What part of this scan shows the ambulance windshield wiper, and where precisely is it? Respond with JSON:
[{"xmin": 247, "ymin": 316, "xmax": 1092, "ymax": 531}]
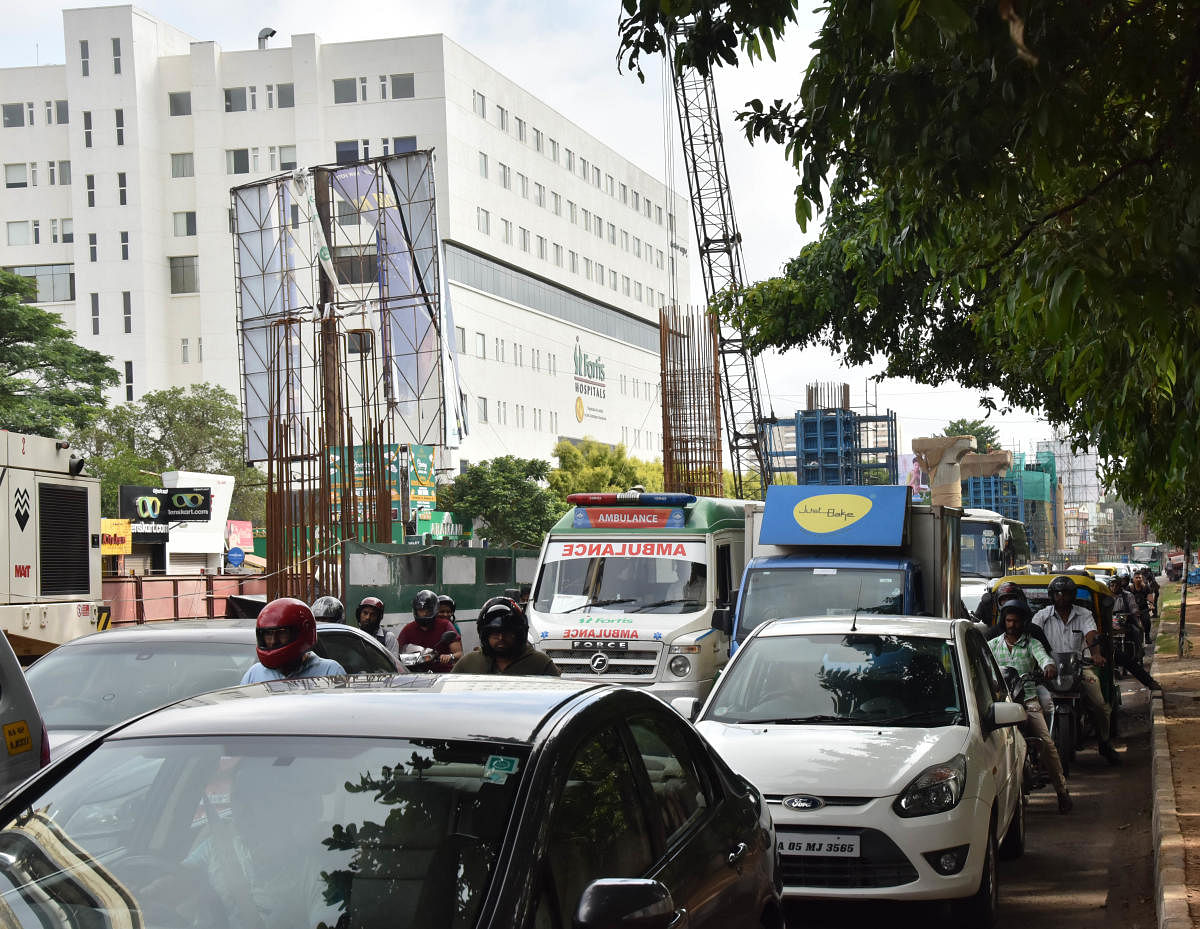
[
  {"xmin": 563, "ymin": 598, "xmax": 635, "ymax": 613},
  {"xmin": 630, "ymin": 598, "xmax": 701, "ymax": 613}
]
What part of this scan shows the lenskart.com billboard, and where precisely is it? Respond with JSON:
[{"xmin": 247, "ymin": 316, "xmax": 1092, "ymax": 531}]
[{"xmin": 119, "ymin": 486, "xmax": 213, "ymax": 524}]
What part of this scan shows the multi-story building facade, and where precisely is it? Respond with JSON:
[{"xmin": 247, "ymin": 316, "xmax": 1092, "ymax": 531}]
[{"xmin": 0, "ymin": 6, "xmax": 688, "ymax": 466}]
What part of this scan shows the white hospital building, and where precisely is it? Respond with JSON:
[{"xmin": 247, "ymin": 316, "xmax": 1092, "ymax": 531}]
[{"xmin": 0, "ymin": 5, "xmax": 688, "ymax": 466}]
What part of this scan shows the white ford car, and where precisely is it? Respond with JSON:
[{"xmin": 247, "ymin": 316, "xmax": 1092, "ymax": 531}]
[{"xmin": 677, "ymin": 616, "xmax": 1025, "ymax": 928}]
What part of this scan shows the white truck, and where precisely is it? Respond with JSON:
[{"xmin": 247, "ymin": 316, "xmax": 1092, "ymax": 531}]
[
  {"xmin": 526, "ymin": 492, "xmax": 747, "ymax": 700},
  {"xmin": 1, "ymin": 431, "xmax": 104, "ymax": 660}
]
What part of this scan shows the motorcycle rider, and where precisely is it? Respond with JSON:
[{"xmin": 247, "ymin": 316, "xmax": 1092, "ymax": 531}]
[
  {"xmin": 395, "ymin": 589, "xmax": 462, "ymax": 670},
  {"xmin": 355, "ymin": 596, "xmax": 399, "ymax": 657},
  {"xmin": 310, "ymin": 596, "xmax": 346, "ymax": 624},
  {"xmin": 452, "ymin": 596, "xmax": 560, "ymax": 676},
  {"xmin": 1032, "ymin": 575, "xmax": 1121, "ymax": 764},
  {"xmin": 1130, "ymin": 571, "xmax": 1153, "ymax": 637},
  {"xmin": 240, "ymin": 598, "xmax": 346, "ymax": 683},
  {"xmin": 981, "ymin": 581, "xmax": 1052, "ymax": 651},
  {"xmin": 1139, "ymin": 567, "xmax": 1160, "ymax": 624},
  {"xmin": 1107, "ymin": 576, "xmax": 1161, "ymax": 690},
  {"xmin": 436, "ymin": 594, "xmax": 462, "ymax": 635},
  {"xmin": 988, "ymin": 596, "xmax": 1072, "ymax": 813}
]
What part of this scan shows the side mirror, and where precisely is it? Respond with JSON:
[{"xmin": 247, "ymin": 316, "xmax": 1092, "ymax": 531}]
[
  {"xmin": 710, "ymin": 606, "xmax": 732, "ymax": 635},
  {"xmin": 573, "ymin": 879, "xmax": 680, "ymax": 929},
  {"xmin": 987, "ymin": 700, "xmax": 1026, "ymax": 731},
  {"xmin": 670, "ymin": 696, "xmax": 700, "ymax": 722}
]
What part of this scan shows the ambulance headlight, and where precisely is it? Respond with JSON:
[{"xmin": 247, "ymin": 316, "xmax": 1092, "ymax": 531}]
[{"xmin": 668, "ymin": 655, "xmax": 692, "ymax": 677}]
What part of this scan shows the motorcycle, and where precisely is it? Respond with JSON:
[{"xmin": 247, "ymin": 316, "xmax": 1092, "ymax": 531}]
[
  {"xmin": 399, "ymin": 629, "xmax": 460, "ymax": 672},
  {"xmin": 1001, "ymin": 666, "xmax": 1049, "ymax": 793},
  {"xmin": 1044, "ymin": 645, "xmax": 1095, "ymax": 778},
  {"xmin": 1111, "ymin": 611, "xmax": 1144, "ymax": 680}
]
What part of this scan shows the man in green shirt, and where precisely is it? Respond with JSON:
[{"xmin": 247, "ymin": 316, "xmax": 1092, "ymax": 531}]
[
  {"xmin": 988, "ymin": 596, "xmax": 1072, "ymax": 813},
  {"xmin": 452, "ymin": 597, "xmax": 561, "ymax": 676}
]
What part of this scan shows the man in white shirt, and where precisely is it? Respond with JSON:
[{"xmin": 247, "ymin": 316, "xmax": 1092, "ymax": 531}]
[{"xmin": 1032, "ymin": 576, "xmax": 1120, "ymax": 764}]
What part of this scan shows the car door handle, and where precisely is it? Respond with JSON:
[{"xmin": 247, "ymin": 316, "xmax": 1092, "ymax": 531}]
[{"xmin": 727, "ymin": 842, "xmax": 748, "ymax": 867}]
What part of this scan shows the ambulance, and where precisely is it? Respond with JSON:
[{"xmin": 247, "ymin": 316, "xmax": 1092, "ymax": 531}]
[{"xmin": 526, "ymin": 492, "xmax": 747, "ymax": 700}]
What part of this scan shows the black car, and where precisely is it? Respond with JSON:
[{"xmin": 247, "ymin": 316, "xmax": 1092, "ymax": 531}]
[
  {"xmin": 0, "ymin": 675, "xmax": 783, "ymax": 929},
  {"xmin": 25, "ymin": 618, "xmax": 399, "ymax": 750}
]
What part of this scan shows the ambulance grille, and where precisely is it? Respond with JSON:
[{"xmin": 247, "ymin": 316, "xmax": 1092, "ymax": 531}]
[{"xmin": 541, "ymin": 644, "xmax": 662, "ymax": 677}]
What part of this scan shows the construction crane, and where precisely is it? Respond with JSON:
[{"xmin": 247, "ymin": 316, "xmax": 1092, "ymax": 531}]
[{"xmin": 668, "ymin": 26, "xmax": 771, "ymax": 500}]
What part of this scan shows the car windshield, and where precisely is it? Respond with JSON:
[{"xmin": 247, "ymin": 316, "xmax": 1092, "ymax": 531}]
[
  {"xmin": 961, "ymin": 521, "xmax": 1005, "ymax": 578},
  {"xmin": 532, "ymin": 545, "xmax": 707, "ymax": 615},
  {"xmin": 26, "ymin": 642, "xmax": 257, "ymax": 731},
  {"xmin": 0, "ymin": 734, "xmax": 527, "ymax": 929},
  {"xmin": 736, "ymin": 567, "xmax": 905, "ymax": 638},
  {"xmin": 706, "ymin": 632, "xmax": 964, "ymax": 727}
]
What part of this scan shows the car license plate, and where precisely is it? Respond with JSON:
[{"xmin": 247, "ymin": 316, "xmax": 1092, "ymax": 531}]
[{"xmin": 777, "ymin": 832, "xmax": 860, "ymax": 858}]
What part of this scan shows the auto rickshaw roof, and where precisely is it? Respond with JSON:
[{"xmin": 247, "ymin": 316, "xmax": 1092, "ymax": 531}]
[{"xmin": 992, "ymin": 572, "xmax": 1112, "ymax": 597}]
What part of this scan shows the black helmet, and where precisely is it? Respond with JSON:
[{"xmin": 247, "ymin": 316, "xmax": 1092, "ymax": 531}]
[
  {"xmin": 997, "ymin": 595, "xmax": 1032, "ymax": 623},
  {"xmin": 436, "ymin": 594, "xmax": 456, "ymax": 614},
  {"xmin": 993, "ymin": 581, "xmax": 1029, "ymax": 605},
  {"xmin": 412, "ymin": 589, "xmax": 439, "ymax": 626},
  {"xmin": 310, "ymin": 596, "xmax": 345, "ymax": 624},
  {"xmin": 476, "ymin": 596, "xmax": 528, "ymax": 658},
  {"xmin": 1047, "ymin": 575, "xmax": 1078, "ymax": 600}
]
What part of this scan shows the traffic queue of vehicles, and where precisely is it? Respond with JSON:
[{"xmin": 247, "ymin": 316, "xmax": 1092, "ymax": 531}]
[{"xmin": 0, "ymin": 479, "xmax": 1154, "ymax": 928}]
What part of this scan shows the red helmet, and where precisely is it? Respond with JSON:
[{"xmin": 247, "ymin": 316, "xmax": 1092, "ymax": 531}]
[
  {"xmin": 356, "ymin": 596, "xmax": 385, "ymax": 621},
  {"xmin": 256, "ymin": 598, "xmax": 317, "ymax": 669}
]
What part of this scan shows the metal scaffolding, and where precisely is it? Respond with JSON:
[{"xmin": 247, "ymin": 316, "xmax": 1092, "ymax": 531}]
[{"xmin": 660, "ymin": 306, "xmax": 724, "ymax": 497}]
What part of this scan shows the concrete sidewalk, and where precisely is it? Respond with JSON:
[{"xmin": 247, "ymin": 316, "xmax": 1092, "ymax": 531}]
[{"xmin": 1149, "ymin": 622, "xmax": 1195, "ymax": 929}]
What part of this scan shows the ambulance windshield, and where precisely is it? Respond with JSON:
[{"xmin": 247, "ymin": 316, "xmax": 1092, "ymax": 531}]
[{"xmin": 532, "ymin": 542, "xmax": 708, "ymax": 615}]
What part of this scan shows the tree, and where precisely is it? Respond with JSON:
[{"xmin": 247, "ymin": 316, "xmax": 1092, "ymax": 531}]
[
  {"xmin": 436, "ymin": 457, "xmax": 565, "ymax": 548},
  {"xmin": 944, "ymin": 418, "xmax": 1000, "ymax": 453},
  {"xmin": 72, "ymin": 384, "xmax": 265, "ymax": 523},
  {"xmin": 548, "ymin": 438, "xmax": 662, "ymax": 498},
  {"xmin": 618, "ymin": 2, "xmax": 1200, "ymax": 510},
  {"xmin": 0, "ymin": 270, "xmax": 118, "ymax": 436}
]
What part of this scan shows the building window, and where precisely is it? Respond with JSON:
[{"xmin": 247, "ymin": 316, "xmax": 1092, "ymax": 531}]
[
  {"xmin": 534, "ymin": 183, "xmax": 545, "ymax": 207},
  {"xmin": 1, "ymin": 103, "xmax": 23, "ymax": 128},
  {"xmin": 456, "ymin": 326, "xmax": 465, "ymax": 353},
  {"xmin": 4, "ymin": 163, "xmax": 26, "ymax": 188},
  {"xmin": 124, "ymin": 361, "xmax": 133, "ymax": 401},
  {"xmin": 499, "ymin": 163, "xmax": 510, "ymax": 189},
  {"xmin": 58, "ymin": 160, "xmax": 71, "ymax": 184},
  {"xmin": 518, "ymin": 173, "xmax": 528, "ymax": 198},
  {"xmin": 549, "ymin": 139, "xmax": 559, "ymax": 162},
  {"xmin": 608, "ymin": 222, "xmax": 616, "ymax": 244},
  {"xmin": 61, "ymin": 219, "xmax": 73, "ymax": 243},
  {"xmin": 478, "ymin": 151, "xmax": 488, "ymax": 179},
  {"xmin": 593, "ymin": 215, "xmax": 602, "ymax": 237},
  {"xmin": 123, "ymin": 291, "xmax": 131, "ymax": 332},
  {"xmin": 606, "ymin": 174, "xmax": 615, "ymax": 196},
  {"xmin": 181, "ymin": 338, "xmax": 189, "ymax": 363},
  {"xmin": 335, "ymin": 140, "xmax": 358, "ymax": 165},
  {"xmin": 537, "ymin": 236, "xmax": 547, "ymax": 260},
  {"xmin": 47, "ymin": 161, "xmax": 55, "ymax": 184},
  {"xmin": 476, "ymin": 207, "xmax": 490, "ymax": 235},
  {"xmin": 173, "ymin": 211, "xmax": 197, "ymax": 236},
  {"xmin": 117, "ymin": 172, "xmax": 127, "ymax": 205},
  {"xmin": 501, "ymin": 219, "xmax": 512, "ymax": 244},
  {"xmin": 226, "ymin": 149, "xmax": 250, "ymax": 174},
  {"xmin": 472, "ymin": 91, "xmax": 486, "ymax": 118},
  {"xmin": 391, "ymin": 136, "xmax": 417, "ymax": 154},
  {"xmin": 82, "ymin": 111, "xmax": 92, "ymax": 147},
  {"xmin": 169, "ymin": 256, "xmax": 199, "ymax": 294},
  {"xmin": 249, "ymin": 86, "xmax": 257, "ymax": 110},
  {"xmin": 552, "ymin": 191, "xmax": 561, "ymax": 215},
  {"xmin": 279, "ymin": 145, "xmax": 297, "ymax": 170},
  {"xmin": 477, "ymin": 397, "xmax": 488, "ymax": 424},
  {"xmin": 120, "ymin": 231, "xmax": 129, "ymax": 260},
  {"xmin": 568, "ymin": 201, "xmax": 577, "ymax": 224},
  {"xmin": 168, "ymin": 91, "xmax": 191, "ymax": 116},
  {"xmin": 496, "ymin": 105, "xmax": 508, "ymax": 131},
  {"xmin": 533, "ymin": 128, "xmax": 543, "ymax": 153},
  {"xmin": 277, "ymin": 83, "xmax": 295, "ymax": 108},
  {"xmin": 87, "ymin": 232, "xmax": 97, "ymax": 261},
  {"xmin": 519, "ymin": 227, "xmax": 530, "ymax": 252},
  {"xmin": 390, "ymin": 73, "xmax": 414, "ymax": 99},
  {"xmin": 566, "ymin": 149, "xmax": 575, "ymax": 172},
  {"xmin": 333, "ymin": 78, "xmax": 357, "ymax": 104},
  {"xmin": 5, "ymin": 221, "xmax": 29, "ymax": 247},
  {"xmin": 475, "ymin": 332, "xmax": 486, "ymax": 358},
  {"xmin": 569, "ymin": 250, "xmax": 579, "ymax": 274},
  {"xmin": 224, "ymin": 87, "xmax": 247, "ymax": 112},
  {"xmin": 53, "ymin": 100, "xmax": 68, "ymax": 124},
  {"xmin": 495, "ymin": 338, "xmax": 505, "ymax": 363},
  {"xmin": 359, "ymin": 76, "xmax": 367, "ymax": 100},
  {"xmin": 553, "ymin": 243, "xmax": 563, "ymax": 267},
  {"xmin": 515, "ymin": 117, "xmax": 525, "ymax": 142},
  {"xmin": 609, "ymin": 269, "xmax": 618, "ymax": 290},
  {"xmin": 171, "ymin": 152, "xmax": 194, "ymax": 177},
  {"xmin": 90, "ymin": 293, "xmax": 99, "ymax": 335},
  {"xmin": 110, "ymin": 37, "xmax": 121, "ymax": 73}
]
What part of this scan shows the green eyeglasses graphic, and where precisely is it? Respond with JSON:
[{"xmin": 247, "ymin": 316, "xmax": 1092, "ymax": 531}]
[{"xmin": 172, "ymin": 493, "xmax": 205, "ymax": 508}]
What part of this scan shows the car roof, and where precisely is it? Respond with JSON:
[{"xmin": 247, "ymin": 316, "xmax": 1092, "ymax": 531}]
[
  {"xmin": 105, "ymin": 674, "xmax": 607, "ymax": 744},
  {"xmin": 48, "ymin": 618, "xmax": 355, "ymax": 647},
  {"xmin": 751, "ymin": 615, "xmax": 961, "ymax": 641}
]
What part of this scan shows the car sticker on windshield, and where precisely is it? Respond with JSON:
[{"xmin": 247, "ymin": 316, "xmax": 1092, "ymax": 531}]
[
  {"xmin": 483, "ymin": 755, "xmax": 520, "ymax": 784},
  {"xmin": 813, "ymin": 568, "xmax": 837, "ymax": 575},
  {"xmin": 3, "ymin": 721, "xmax": 31, "ymax": 755}
]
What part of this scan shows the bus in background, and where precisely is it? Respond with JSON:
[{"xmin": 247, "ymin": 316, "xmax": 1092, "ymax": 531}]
[
  {"xmin": 960, "ymin": 508, "xmax": 1031, "ymax": 613},
  {"xmin": 1131, "ymin": 541, "xmax": 1165, "ymax": 575}
]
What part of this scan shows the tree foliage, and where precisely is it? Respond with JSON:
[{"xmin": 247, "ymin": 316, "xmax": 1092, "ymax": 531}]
[
  {"xmin": 618, "ymin": 1, "xmax": 1200, "ymax": 509},
  {"xmin": 436, "ymin": 457, "xmax": 564, "ymax": 548},
  {"xmin": 548, "ymin": 438, "xmax": 664, "ymax": 497},
  {"xmin": 945, "ymin": 418, "xmax": 999, "ymax": 453},
  {"xmin": 0, "ymin": 270, "xmax": 118, "ymax": 436},
  {"xmin": 72, "ymin": 384, "xmax": 264, "ymax": 522}
]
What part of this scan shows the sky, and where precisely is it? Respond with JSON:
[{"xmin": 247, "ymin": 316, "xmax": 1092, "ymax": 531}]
[{"xmin": 5, "ymin": 0, "xmax": 1056, "ymax": 456}]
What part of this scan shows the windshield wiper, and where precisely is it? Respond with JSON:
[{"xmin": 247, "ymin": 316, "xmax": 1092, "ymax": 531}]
[
  {"xmin": 562, "ymin": 598, "xmax": 635, "ymax": 613},
  {"xmin": 869, "ymin": 710, "xmax": 964, "ymax": 725},
  {"xmin": 735, "ymin": 714, "xmax": 858, "ymax": 725},
  {"xmin": 630, "ymin": 598, "xmax": 701, "ymax": 613}
]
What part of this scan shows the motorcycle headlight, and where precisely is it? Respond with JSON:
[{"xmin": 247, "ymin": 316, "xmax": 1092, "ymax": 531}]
[{"xmin": 893, "ymin": 754, "xmax": 968, "ymax": 818}]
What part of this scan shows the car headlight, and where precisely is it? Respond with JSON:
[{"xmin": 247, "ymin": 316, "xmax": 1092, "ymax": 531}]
[
  {"xmin": 893, "ymin": 754, "xmax": 968, "ymax": 818},
  {"xmin": 668, "ymin": 655, "xmax": 691, "ymax": 677}
]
